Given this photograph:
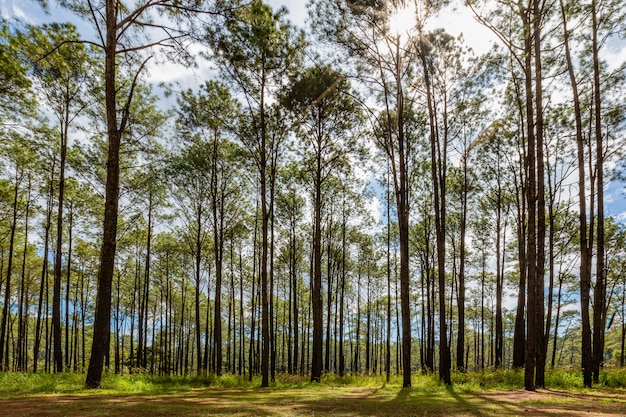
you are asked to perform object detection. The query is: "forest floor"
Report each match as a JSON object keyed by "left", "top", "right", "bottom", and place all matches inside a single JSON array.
[{"left": 1, "top": 385, "right": 625, "bottom": 416}]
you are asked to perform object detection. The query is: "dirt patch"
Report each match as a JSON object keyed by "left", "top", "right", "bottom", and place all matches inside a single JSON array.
[
  {"left": 1, "top": 387, "right": 625, "bottom": 416},
  {"left": 469, "top": 389, "right": 626, "bottom": 416}
]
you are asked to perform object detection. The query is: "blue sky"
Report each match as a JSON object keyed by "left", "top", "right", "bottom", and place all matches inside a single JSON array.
[{"left": 2, "top": 0, "right": 624, "bottom": 225}]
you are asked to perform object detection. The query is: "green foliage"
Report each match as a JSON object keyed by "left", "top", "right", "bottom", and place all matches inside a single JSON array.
[
  {"left": 8, "top": 369, "right": 626, "bottom": 396},
  {"left": 0, "top": 20, "right": 33, "bottom": 118},
  {"left": 0, "top": 372, "right": 86, "bottom": 395},
  {"left": 448, "top": 368, "right": 626, "bottom": 390},
  {"left": 206, "top": 0, "right": 306, "bottom": 97},
  {"left": 451, "top": 369, "right": 524, "bottom": 390},
  {"left": 599, "top": 368, "right": 626, "bottom": 388},
  {"left": 546, "top": 368, "right": 585, "bottom": 389}
]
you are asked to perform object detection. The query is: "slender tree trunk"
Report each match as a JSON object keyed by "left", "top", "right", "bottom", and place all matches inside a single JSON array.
[
  {"left": 64, "top": 203, "right": 74, "bottom": 371},
  {"left": 534, "top": 0, "right": 547, "bottom": 387},
  {"left": 269, "top": 165, "right": 277, "bottom": 382},
  {"left": 311, "top": 155, "right": 323, "bottom": 382},
  {"left": 325, "top": 218, "right": 333, "bottom": 374},
  {"left": 522, "top": 2, "right": 538, "bottom": 390},
  {"left": 591, "top": 0, "right": 606, "bottom": 384},
  {"left": 34, "top": 168, "right": 55, "bottom": 373},
  {"left": 249, "top": 211, "right": 258, "bottom": 381},
  {"left": 287, "top": 234, "right": 293, "bottom": 375},
  {"left": 366, "top": 271, "right": 371, "bottom": 373},
  {"left": 229, "top": 241, "right": 235, "bottom": 374},
  {"left": 143, "top": 191, "right": 153, "bottom": 370},
  {"left": 239, "top": 248, "right": 244, "bottom": 377},
  {"left": 53, "top": 104, "right": 71, "bottom": 374},
  {"left": 559, "top": 0, "right": 592, "bottom": 387},
  {"left": 420, "top": 33, "right": 451, "bottom": 385},
  {"left": 17, "top": 177, "right": 31, "bottom": 372},
  {"left": 495, "top": 178, "right": 504, "bottom": 368},
  {"left": 114, "top": 272, "right": 121, "bottom": 374},
  {"left": 339, "top": 201, "right": 346, "bottom": 377},
  {"left": 292, "top": 226, "right": 299, "bottom": 375},
  {"left": 551, "top": 272, "right": 564, "bottom": 368},
  {"left": 388, "top": 36, "right": 412, "bottom": 388},
  {"left": 211, "top": 146, "right": 224, "bottom": 376},
  {"left": 0, "top": 167, "right": 21, "bottom": 371},
  {"left": 619, "top": 288, "right": 626, "bottom": 368},
  {"left": 386, "top": 171, "right": 391, "bottom": 381},
  {"left": 457, "top": 155, "right": 468, "bottom": 372},
  {"left": 194, "top": 206, "right": 203, "bottom": 376},
  {"left": 354, "top": 268, "right": 361, "bottom": 374}
]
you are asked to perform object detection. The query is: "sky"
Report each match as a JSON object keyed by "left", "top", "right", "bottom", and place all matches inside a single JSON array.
[
  {"left": 3, "top": 0, "right": 626, "bottom": 319},
  {"left": 1, "top": 0, "right": 624, "bottom": 221}
]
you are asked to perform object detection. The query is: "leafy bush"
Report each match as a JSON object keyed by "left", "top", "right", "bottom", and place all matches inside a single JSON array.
[
  {"left": 3, "top": 367, "right": 626, "bottom": 396},
  {"left": 545, "top": 369, "right": 584, "bottom": 389},
  {"left": 599, "top": 367, "right": 626, "bottom": 388},
  {"left": 449, "top": 369, "right": 523, "bottom": 390},
  {"left": 0, "top": 372, "right": 84, "bottom": 395}
]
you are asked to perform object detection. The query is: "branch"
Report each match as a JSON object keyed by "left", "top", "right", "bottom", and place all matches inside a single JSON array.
[
  {"left": 119, "top": 55, "right": 152, "bottom": 134},
  {"left": 467, "top": 1, "right": 525, "bottom": 69},
  {"left": 87, "top": 0, "right": 106, "bottom": 46},
  {"left": 35, "top": 39, "right": 103, "bottom": 64},
  {"left": 117, "top": 36, "right": 182, "bottom": 54},
  {"left": 117, "top": 0, "right": 165, "bottom": 37}
]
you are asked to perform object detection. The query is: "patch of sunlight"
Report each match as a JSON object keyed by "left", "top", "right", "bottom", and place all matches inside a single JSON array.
[{"left": 388, "top": 0, "right": 417, "bottom": 41}]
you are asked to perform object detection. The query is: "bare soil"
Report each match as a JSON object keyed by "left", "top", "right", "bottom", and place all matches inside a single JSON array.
[{"left": 1, "top": 386, "right": 625, "bottom": 416}]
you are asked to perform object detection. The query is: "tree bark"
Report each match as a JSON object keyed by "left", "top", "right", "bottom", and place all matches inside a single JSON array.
[
  {"left": 591, "top": 0, "right": 606, "bottom": 384},
  {"left": 86, "top": 0, "right": 121, "bottom": 388},
  {"left": 1, "top": 167, "right": 21, "bottom": 370},
  {"left": 311, "top": 149, "right": 323, "bottom": 382},
  {"left": 559, "top": 0, "right": 593, "bottom": 387}
]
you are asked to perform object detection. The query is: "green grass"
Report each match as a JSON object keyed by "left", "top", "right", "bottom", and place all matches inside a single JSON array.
[
  {"left": 0, "top": 370, "right": 626, "bottom": 416},
  {"left": 2, "top": 368, "right": 626, "bottom": 396}
]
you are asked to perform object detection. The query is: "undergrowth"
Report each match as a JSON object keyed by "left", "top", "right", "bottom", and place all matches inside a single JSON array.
[{"left": 1, "top": 368, "right": 625, "bottom": 396}]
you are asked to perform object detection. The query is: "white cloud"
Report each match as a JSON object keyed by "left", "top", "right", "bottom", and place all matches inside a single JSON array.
[
  {"left": 267, "top": 0, "right": 307, "bottom": 28},
  {"left": 1, "top": 0, "right": 30, "bottom": 22},
  {"left": 603, "top": 34, "right": 626, "bottom": 73},
  {"left": 431, "top": 3, "right": 498, "bottom": 55},
  {"left": 367, "top": 195, "right": 382, "bottom": 225}
]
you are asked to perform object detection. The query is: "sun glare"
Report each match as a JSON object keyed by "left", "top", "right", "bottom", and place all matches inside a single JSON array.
[{"left": 388, "top": 1, "right": 417, "bottom": 39}]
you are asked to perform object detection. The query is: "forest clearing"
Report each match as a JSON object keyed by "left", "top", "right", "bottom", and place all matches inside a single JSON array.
[
  {"left": 1, "top": 372, "right": 626, "bottom": 416},
  {"left": 4, "top": 387, "right": 625, "bottom": 417},
  {"left": 1, "top": 0, "right": 626, "bottom": 400}
]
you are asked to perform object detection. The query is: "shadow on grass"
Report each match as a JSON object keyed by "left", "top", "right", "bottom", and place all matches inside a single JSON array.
[
  {"left": 467, "top": 389, "right": 626, "bottom": 417},
  {"left": 3, "top": 385, "right": 626, "bottom": 416},
  {"left": 446, "top": 385, "right": 484, "bottom": 416}
]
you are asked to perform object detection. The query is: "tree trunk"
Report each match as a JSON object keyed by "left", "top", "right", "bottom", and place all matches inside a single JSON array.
[
  {"left": 420, "top": 33, "right": 451, "bottom": 385},
  {"left": 311, "top": 159, "right": 323, "bottom": 382},
  {"left": 0, "top": 167, "right": 21, "bottom": 371},
  {"left": 143, "top": 191, "right": 153, "bottom": 370},
  {"left": 194, "top": 206, "right": 203, "bottom": 376},
  {"left": 457, "top": 155, "right": 468, "bottom": 371},
  {"left": 533, "top": 0, "right": 547, "bottom": 387},
  {"left": 64, "top": 203, "right": 74, "bottom": 371},
  {"left": 495, "top": 179, "right": 503, "bottom": 368},
  {"left": 591, "top": 0, "right": 606, "bottom": 384},
  {"left": 86, "top": 0, "right": 122, "bottom": 388},
  {"left": 53, "top": 101, "right": 71, "bottom": 374},
  {"left": 559, "top": 0, "right": 592, "bottom": 387},
  {"left": 34, "top": 167, "right": 54, "bottom": 373},
  {"left": 325, "top": 217, "right": 333, "bottom": 374},
  {"left": 386, "top": 172, "right": 391, "bottom": 381},
  {"left": 17, "top": 177, "right": 31, "bottom": 372},
  {"left": 339, "top": 203, "right": 346, "bottom": 377}
]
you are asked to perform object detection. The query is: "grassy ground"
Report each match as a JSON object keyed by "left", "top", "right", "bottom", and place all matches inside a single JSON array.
[{"left": 1, "top": 371, "right": 626, "bottom": 416}]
